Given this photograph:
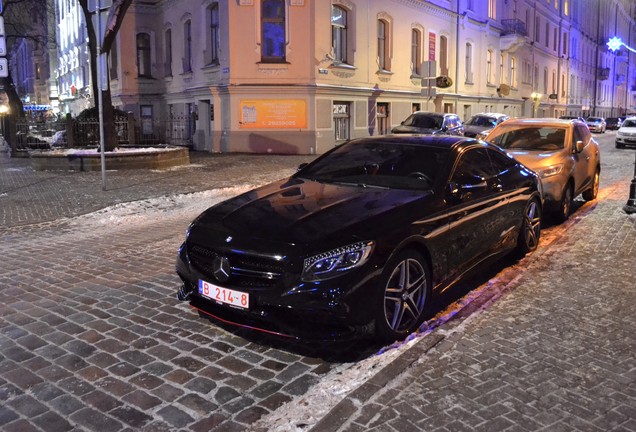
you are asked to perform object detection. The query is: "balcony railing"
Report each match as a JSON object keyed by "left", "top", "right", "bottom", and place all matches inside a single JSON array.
[
  {"left": 501, "top": 19, "right": 527, "bottom": 37},
  {"left": 598, "top": 68, "right": 610, "bottom": 80}
]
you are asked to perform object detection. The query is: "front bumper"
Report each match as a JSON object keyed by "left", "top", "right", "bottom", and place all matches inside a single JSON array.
[{"left": 175, "top": 242, "right": 381, "bottom": 341}]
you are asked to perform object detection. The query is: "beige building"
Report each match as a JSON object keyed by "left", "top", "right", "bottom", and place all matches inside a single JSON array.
[{"left": 101, "top": 0, "right": 636, "bottom": 154}]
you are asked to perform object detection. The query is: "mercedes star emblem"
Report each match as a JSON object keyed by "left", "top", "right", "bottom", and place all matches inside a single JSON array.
[{"left": 211, "top": 256, "right": 231, "bottom": 282}]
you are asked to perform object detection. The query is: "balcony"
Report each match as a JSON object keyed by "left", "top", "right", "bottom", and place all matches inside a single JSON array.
[
  {"left": 500, "top": 20, "right": 528, "bottom": 53},
  {"left": 597, "top": 68, "right": 610, "bottom": 80}
]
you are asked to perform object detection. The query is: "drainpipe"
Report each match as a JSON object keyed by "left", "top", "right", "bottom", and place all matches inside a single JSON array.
[
  {"left": 592, "top": 0, "right": 601, "bottom": 116},
  {"left": 454, "top": 2, "right": 461, "bottom": 115}
]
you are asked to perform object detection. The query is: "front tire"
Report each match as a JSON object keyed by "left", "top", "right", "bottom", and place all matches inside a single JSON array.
[
  {"left": 375, "top": 250, "right": 431, "bottom": 342},
  {"left": 582, "top": 169, "right": 600, "bottom": 201},
  {"left": 514, "top": 198, "right": 541, "bottom": 258},
  {"left": 554, "top": 183, "right": 573, "bottom": 223}
]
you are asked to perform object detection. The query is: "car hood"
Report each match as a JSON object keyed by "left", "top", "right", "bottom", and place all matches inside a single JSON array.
[
  {"left": 503, "top": 149, "right": 566, "bottom": 171},
  {"left": 391, "top": 125, "right": 440, "bottom": 134},
  {"left": 618, "top": 127, "right": 636, "bottom": 134},
  {"left": 189, "top": 178, "right": 433, "bottom": 246}
]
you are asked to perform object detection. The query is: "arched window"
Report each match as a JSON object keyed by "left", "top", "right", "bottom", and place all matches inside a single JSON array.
[
  {"left": 378, "top": 19, "right": 391, "bottom": 71},
  {"left": 486, "top": 49, "right": 494, "bottom": 84},
  {"left": 136, "top": 33, "right": 151, "bottom": 77},
  {"left": 261, "top": 0, "right": 286, "bottom": 63},
  {"left": 411, "top": 29, "right": 422, "bottom": 76},
  {"left": 465, "top": 43, "right": 473, "bottom": 83},
  {"left": 183, "top": 20, "right": 192, "bottom": 72}
]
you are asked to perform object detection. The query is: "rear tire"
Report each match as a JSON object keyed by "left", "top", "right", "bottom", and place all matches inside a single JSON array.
[
  {"left": 554, "top": 183, "right": 573, "bottom": 223},
  {"left": 582, "top": 169, "right": 600, "bottom": 201},
  {"left": 375, "top": 250, "right": 431, "bottom": 342}
]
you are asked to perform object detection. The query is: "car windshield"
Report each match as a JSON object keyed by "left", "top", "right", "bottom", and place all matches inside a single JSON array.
[
  {"left": 622, "top": 119, "right": 636, "bottom": 127},
  {"left": 489, "top": 126, "right": 566, "bottom": 151},
  {"left": 466, "top": 116, "right": 497, "bottom": 127},
  {"left": 403, "top": 114, "right": 443, "bottom": 129},
  {"left": 296, "top": 141, "right": 450, "bottom": 190}
]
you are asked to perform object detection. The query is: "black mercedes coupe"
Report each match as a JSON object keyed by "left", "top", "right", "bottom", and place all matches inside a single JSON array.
[{"left": 176, "top": 135, "right": 542, "bottom": 341}]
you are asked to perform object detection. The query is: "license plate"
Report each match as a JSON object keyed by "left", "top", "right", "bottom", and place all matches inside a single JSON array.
[{"left": 198, "top": 280, "right": 249, "bottom": 309}]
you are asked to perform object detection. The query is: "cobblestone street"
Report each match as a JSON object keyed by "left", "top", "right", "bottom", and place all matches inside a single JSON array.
[{"left": 1, "top": 133, "right": 635, "bottom": 431}]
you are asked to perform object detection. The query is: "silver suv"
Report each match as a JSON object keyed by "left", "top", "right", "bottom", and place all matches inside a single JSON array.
[{"left": 485, "top": 118, "right": 600, "bottom": 222}]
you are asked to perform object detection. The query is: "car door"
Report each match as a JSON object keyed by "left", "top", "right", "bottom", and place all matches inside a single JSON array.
[
  {"left": 572, "top": 124, "right": 598, "bottom": 194},
  {"left": 443, "top": 146, "right": 510, "bottom": 281}
]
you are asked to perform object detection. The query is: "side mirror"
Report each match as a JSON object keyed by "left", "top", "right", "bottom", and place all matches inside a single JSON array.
[{"left": 575, "top": 140, "right": 585, "bottom": 153}]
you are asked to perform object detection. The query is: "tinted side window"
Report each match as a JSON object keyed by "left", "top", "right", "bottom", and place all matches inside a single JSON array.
[
  {"left": 451, "top": 148, "right": 495, "bottom": 183},
  {"left": 573, "top": 124, "right": 590, "bottom": 147},
  {"left": 487, "top": 149, "right": 517, "bottom": 175}
]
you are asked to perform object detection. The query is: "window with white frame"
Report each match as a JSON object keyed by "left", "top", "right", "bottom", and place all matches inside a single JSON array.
[
  {"left": 333, "top": 102, "right": 350, "bottom": 142},
  {"left": 440, "top": 36, "right": 448, "bottom": 76},
  {"left": 411, "top": 29, "right": 422, "bottom": 76},
  {"left": 465, "top": 43, "right": 473, "bottom": 83},
  {"left": 261, "top": 0, "right": 286, "bottom": 63},
  {"left": 208, "top": 3, "right": 220, "bottom": 65},
  {"left": 486, "top": 49, "right": 494, "bottom": 84},
  {"left": 164, "top": 29, "right": 172, "bottom": 76},
  {"left": 378, "top": 19, "right": 391, "bottom": 71},
  {"left": 488, "top": 0, "right": 496, "bottom": 19},
  {"left": 136, "top": 33, "right": 151, "bottom": 77},
  {"left": 183, "top": 20, "right": 192, "bottom": 72},
  {"left": 499, "top": 53, "right": 504, "bottom": 84},
  {"left": 511, "top": 57, "right": 517, "bottom": 87},
  {"left": 331, "top": 5, "right": 348, "bottom": 64}
]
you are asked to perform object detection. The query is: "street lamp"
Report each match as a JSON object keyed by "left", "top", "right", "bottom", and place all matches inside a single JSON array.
[
  {"left": 530, "top": 92, "right": 542, "bottom": 118},
  {"left": 608, "top": 36, "right": 636, "bottom": 214},
  {"left": 0, "top": 104, "right": 9, "bottom": 138}
]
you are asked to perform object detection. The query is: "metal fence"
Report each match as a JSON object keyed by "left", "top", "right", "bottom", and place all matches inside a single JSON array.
[{"left": 9, "top": 114, "right": 194, "bottom": 151}]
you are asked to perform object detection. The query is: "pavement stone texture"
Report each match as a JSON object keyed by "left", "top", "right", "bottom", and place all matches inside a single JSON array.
[{"left": 1, "top": 135, "right": 635, "bottom": 432}]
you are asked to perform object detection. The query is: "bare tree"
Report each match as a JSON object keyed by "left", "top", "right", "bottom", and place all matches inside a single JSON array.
[{"left": 77, "top": 0, "right": 133, "bottom": 151}]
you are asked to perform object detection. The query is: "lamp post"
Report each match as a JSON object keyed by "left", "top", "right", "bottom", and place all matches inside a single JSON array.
[
  {"left": 607, "top": 37, "right": 636, "bottom": 214},
  {"left": 530, "top": 92, "right": 542, "bottom": 118}
]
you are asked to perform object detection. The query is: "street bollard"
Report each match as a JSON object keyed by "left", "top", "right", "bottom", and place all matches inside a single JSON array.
[{"left": 624, "top": 150, "right": 636, "bottom": 214}]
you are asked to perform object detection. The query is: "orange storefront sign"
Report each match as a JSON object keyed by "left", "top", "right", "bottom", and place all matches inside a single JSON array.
[{"left": 239, "top": 99, "right": 307, "bottom": 129}]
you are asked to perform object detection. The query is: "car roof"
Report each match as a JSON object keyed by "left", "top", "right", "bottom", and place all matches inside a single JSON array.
[
  {"left": 492, "top": 118, "right": 577, "bottom": 127},
  {"left": 348, "top": 134, "right": 478, "bottom": 150},
  {"left": 411, "top": 111, "right": 457, "bottom": 118},
  {"left": 472, "top": 112, "right": 508, "bottom": 118}
]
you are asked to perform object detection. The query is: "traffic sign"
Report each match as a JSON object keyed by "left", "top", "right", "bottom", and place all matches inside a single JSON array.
[
  {"left": 0, "top": 17, "right": 5, "bottom": 36},
  {"left": 0, "top": 37, "right": 6, "bottom": 56},
  {"left": 0, "top": 58, "right": 8, "bottom": 78}
]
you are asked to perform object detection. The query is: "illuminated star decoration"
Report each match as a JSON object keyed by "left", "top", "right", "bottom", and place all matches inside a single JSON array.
[{"left": 607, "top": 36, "right": 636, "bottom": 54}]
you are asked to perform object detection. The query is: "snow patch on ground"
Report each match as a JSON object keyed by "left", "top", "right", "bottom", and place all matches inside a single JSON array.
[
  {"left": 65, "top": 185, "right": 256, "bottom": 227},
  {"left": 44, "top": 147, "right": 178, "bottom": 156}
]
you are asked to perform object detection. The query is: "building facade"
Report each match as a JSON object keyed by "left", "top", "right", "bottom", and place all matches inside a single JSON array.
[{"left": 52, "top": 0, "right": 636, "bottom": 154}]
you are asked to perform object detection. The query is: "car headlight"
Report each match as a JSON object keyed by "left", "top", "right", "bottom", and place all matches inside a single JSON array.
[
  {"left": 617, "top": 131, "right": 626, "bottom": 137},
  {"left": 302, "top": 241, "right": 374, "bottom": 282},
  {"left": 536, "top": 164, "right": 564, "bottom": 179}
]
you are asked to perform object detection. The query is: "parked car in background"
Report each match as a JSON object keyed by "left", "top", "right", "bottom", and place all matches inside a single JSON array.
[
  {"left": 586, "top": 116, "right": 606, "bottom": 133},
  {"left": 391, "top": 112, "right": 464, "bottom": 136},
  {"left": 559, "top": 115, "right": 586, "bottom": 122},
  {"left": 176, "top": 135, "right": 542, "bottom": 341},
  {"left": 615, "top": 117, "right": 636, "bottom": 148},
  {"left": 485, "top": 118, "right": 600, "bottom": 222},
  {"left": 463, "top": 113, "right": 509, "bottom": 138},
  {"left": 605, "top": 117, "right": 623, "bottom": 130}
]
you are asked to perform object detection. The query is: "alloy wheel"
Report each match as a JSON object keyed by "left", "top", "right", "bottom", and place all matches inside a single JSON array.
[{"left": 383, "top": 258, "right": 428, "bottom": 333}]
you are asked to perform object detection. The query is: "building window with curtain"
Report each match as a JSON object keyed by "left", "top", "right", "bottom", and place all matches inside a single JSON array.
[
  {"left": 208, "top": 3, "right": 220, "bottom": 65},
  {"left": 331, "top": 5, "right": 348, "bottom": 63},
  {"left": 377, "top": 19, "right": 390, "bottom": 71},
  {"left": 136, "top": 33, "right": 152, "bottom": 77},
  {"left": 261, "top": 0, "right": 286, "bottom": 63},
  {"left": 183, "top": 20, "right": 192, "bottom": 72}
]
